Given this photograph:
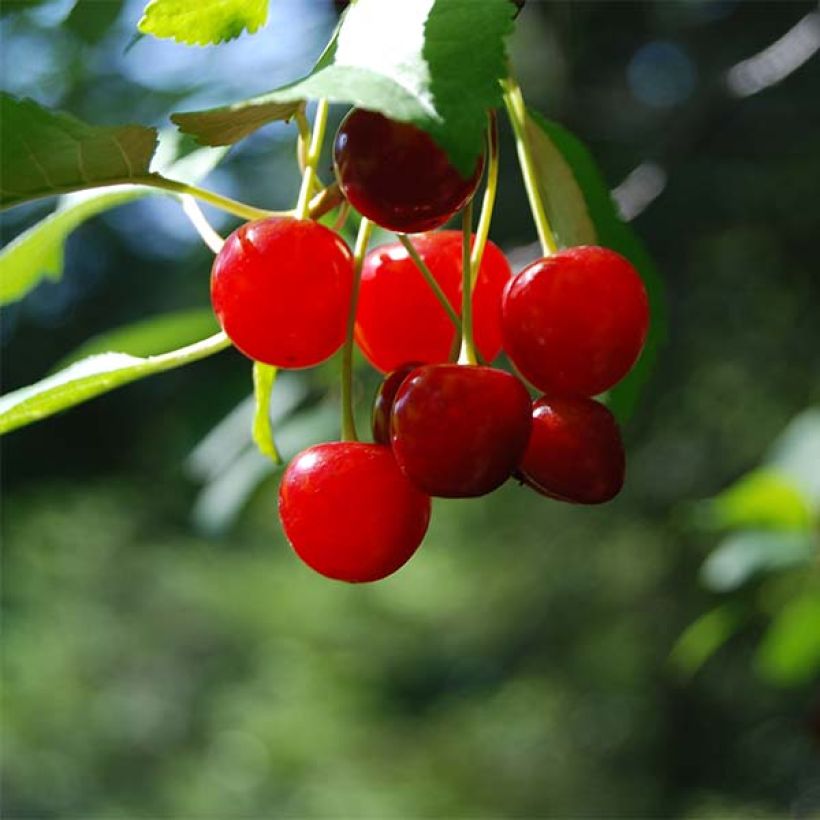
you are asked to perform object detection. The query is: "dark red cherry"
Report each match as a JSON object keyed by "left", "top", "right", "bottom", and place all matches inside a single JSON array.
[
  {"left": 520, "top": 396, "right": 625, "bottom": 504},
  {"left": 356, "top": 232, "right": 511, "bottom": 373},
  {"left": 501, "top": 246, "right": 649, "bottom": 396},
  {"left": 278, "top": 442, "right": 431, "bottom": 582},
  {"left": 372, "top": 363, "right": 420, "bottom": 445},
  {"left": 391, "top": 364, "right": 532, "bottom": 498},
  {"left": 211, "top": 217, "right": 353, "bottom": 368},
  {"left": 333, "top": 109, "right": 484, "bottom": 234}
]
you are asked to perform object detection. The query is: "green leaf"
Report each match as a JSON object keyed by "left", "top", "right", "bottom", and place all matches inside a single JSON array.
[
  {"left": 252, "top": 363, "right": 281, "bottom": 463},
  {"left": 524, "top": 111, "right": 665, "bottom": 420},
  {"left": 53, "top": 309, "right": 219, "bottom": 370},
  {"left": 669, "top": 603, "right": 746, "bottom": 679},
  {"left": 0, "top": 136, "right": 227, "bottom": 307},
  {"left": 701, "top": 531, "right": 816, "bottom": 593},
  {"left": 696, "top": 469, "right": 813, "bottom": 533},
  {"left": 0, "top": 94, "right": 160, "bottom": 210},
  {"left": 0, "top": 333, "right": 231, "bottom": 435},
  {"left": 766, "top": 407, "right": 820, "bottom": 509},
  {"left": 172, "top": 97, "right": 302, "bottom": 147},
  {"left": 755, "top": 592, "right": 820, "bottom": 686},
  {"left": 138, "top": 0, "right": 268, "bottom": 45},
  {"left": 172, "top": 0, "right": 514, "bottom": 174}
]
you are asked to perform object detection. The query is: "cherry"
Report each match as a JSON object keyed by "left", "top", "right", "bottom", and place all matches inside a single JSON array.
[
  {"left": 333, "top": 109, "right": 484, "bottom": 234},
  {"left": 501, "top": 246, "right": 649, "bottom": 396},
  {"left": 390, "top": 364, "right": 532, "bottom": 498},
  {"left": 372, "top": 363, "right": 419, "bottom": 446},
  {"left": 356, "top": 232, "right": 511, "bottom": 373},
  {"left": 278, "top": 442, "right": 431, "bottom": 582},
  {"left": 211, "top": 217, "right": 353, "bottom": 368},
  {"left": 520, "top": 395, "right": 625, "bottom": 504}
]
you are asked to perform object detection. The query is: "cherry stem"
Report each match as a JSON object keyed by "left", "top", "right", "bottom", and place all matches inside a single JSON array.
[
  {"left": 332, "top": 200, "right": 351, "bottom": 232},
  {"left": 180, "top": 195, "right": 224, "bottom": 253},
  {"left": 147, "top": 176, "right": 279, "bottom": 221},
  {"left": 501, "top": 77, "right": 558, "bottom": 256},
  {"left": 341, "top": 217, "right": 373, "bottom": 442},
  {"left": 397, "top": 234, "right": 462, "bottom": 334},
  {"left": 295, "top": 99, "right": 330, "bottom": 220},
  {"left": 294, "top": 104, "right": 311, "bottom": 174},
  {"left": 458, "top": 199, "right": 478, "bottom": 365},
  {"left": 470, "top": 111, "right": 499, "bottom": 285}
]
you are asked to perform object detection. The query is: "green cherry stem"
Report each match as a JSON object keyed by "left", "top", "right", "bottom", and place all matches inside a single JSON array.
[
  {"left": 295, "top": 99, "right": 330, "bottom": 220},
  {"left": 145, "top": 176, "right": 278, "bottom": 221},
  {"left": 458, "top": 199, "right": 478, "bottom": 365},
  {"left": 341, "top": 217, "right": 374, "bottom": 442},
  {"left": 501, "top": 77, "right": 558, "bottom": 256},
  {"left": 180, "top": 195, "right": 224, "bottom": 253},
  {"left": 397, "top": 234, "right": 462, "bottom": 334},
  {"left": 469, "top": 111, "right": 499, "bottom": 285},
  {"left": 294, "top": 104, "right": 311, "bottom": 174}
]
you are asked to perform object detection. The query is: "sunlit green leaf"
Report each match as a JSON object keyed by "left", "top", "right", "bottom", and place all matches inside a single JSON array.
[
  {"left": 0, "top": 333, "right": 231, "bottom": 435},
  {"left": 0, "top": 137, "right": 226, "bottom": 307},
  {"left": 252, "top": 363, "right": 281, "bottom": 463},
  {"left": 669, "top": 603, "right": 746, "bottom": 679},
  {"left": 756, "top": 592, "right": 820, "bottom": 686},
  {"left": 701, "top": 531, "right": 816, "bottom": 593},
  {"left": 525, "top": 111, "right": 665, "bottom": 420},
  {"left": 138, "top": 0, "right": 268, "bottom": 45},
  {"left": 766, "top": 407, "right": 820, "bottom": 509},
  {"left": 696, "top": 469, "right": 813, "bottom": 533},
  {"left": 172, "top": 0, "right": 514, "bottom": 175},
  {"left": 0, "top": 94, "right": 159, "bottom": 210}
]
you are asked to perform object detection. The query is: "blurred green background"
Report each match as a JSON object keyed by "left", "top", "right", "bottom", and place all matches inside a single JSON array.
[{"left": 2, "top": 1, "right": 820, "bottom": 817}]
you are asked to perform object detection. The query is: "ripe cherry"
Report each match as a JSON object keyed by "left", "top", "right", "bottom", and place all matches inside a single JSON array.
[
  {"left": 356, "top": 232, "right": 511, "bottom": 373},
  {"left": 391, "top": 364, "right": 532, "bottom": 498},
  {"left": 520, "top": 396, "right": 625, "bottom": 504},
  {"left": 372, "top": 363, "right": 419, "bottom": 445},
  {"left": 501, "top": 246, "right": 649, "bottom": 396},
  {"left": 278, "top": 442, "right": 431, "bottom": 582},
  {"left": 333, "top": 109, "right": 484, "bottom": 234},
  {"left": 211, "top": 217, "right": 353, "bottom": 368}
]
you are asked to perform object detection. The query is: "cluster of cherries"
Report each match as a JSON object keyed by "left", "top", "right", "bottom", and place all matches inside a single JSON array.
[{"left": 210, "top": 108, "right": 650, "bottom": 583}]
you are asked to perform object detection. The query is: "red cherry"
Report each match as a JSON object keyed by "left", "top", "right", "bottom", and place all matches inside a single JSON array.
[
  {"left": 520, "top": 396, "right": 625, "bottom": 504},
  {"left": 501, "top": 246, "right": 649, "bottom": 396},
  {"left": 278, "top": 442, "right": 431, "bottom": 582},
  {"left": 391, "top": 364, "right": 532, "bottom": 498},
  {"left": 372, "top": 363, "right": 420, "bottom": 445},
  {"left": 211, "top": 217, "right": 353, "bottom": 368},
  {"left": 333, "top": 109, "right": 483, "bottom": 234},
  {"left": 356, "top": 232, "right": 511, "bottom": 373}
]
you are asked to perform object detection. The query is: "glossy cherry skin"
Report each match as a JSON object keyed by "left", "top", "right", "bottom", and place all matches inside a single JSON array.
[
  {"left": 333, "top": 109, "right": 484, "bottom": 234},
  {"left": 356, "top": 232, "right": 511, "bottom": 373},
  {"left": 391, "top": 364, "right": 532, "bottom": 498},
  {"left": 211, "top": 217, "right": 354, "bottom": 368},
  {"left": 278, "top": 442, "right": 431, "bottom": 582},
  {"left": 520, "top": 396, "right": 625, "bottom": 504},
  {"left": 372, "top": 363, "right": 419, "bottom": 445},
  {"left": 501, "top": 246, "right": 649, "bottom": 396}
]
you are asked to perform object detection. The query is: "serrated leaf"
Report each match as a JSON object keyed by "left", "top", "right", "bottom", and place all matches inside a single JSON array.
[
  {"left": 525, "top": 111, "right": 665, "bottom": 420},
  {"left": 54, "top": 308, "right": 219, "bottom": 370},
  {"left": 755, "top": 593, "right": 820, "bottom": 687},
  {"left": 0, "top": 94, "right": 160, "bottom": 210},
  {"left": 0, "top": 136, "right": 227, "bottom": 307},
  {"left": 0, "top": 333, "right": 230, "bottom": 435},
  {"left": 697, "top": 468, "right": 813, "bottom": 533},
  {"left": 138, "top": 0, "right": 268, "bottom": 46},
  {"left": 701, "top": 531, "right": 816, "bottom": 593},
  {"left": 252, "top": 362, "right": 281, "bottom": 463},
  {"left": 172, "top": 0, "right": 514, "bottom": 174},
  {"left": 172, "top": 97, "right": 302, "bottom": 147}
]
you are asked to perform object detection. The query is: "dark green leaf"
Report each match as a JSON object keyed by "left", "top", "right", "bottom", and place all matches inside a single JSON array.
[
  {"left": 172, "top": 97, "right": 302, "bottom": 147},
  {"left": 525, "top": 111, "right": 665, "bottom": 420},
  {"left": 0, "top": 333, "right": 230, "bottom": 435},
  {"left": 701, "top": 531, "right": 816, "bottom": 592},
  {"left": 756, "top": 593, "right": 820, "bottom": 686},
  {"left": 138, "top": 0, "right": 268, "bottom": 45},
  {"left": 0, "top": 94, "right": 159, "bottom": 210},
  {"left": 172, "top": 0, "right": 514, "bottom": 174}
]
